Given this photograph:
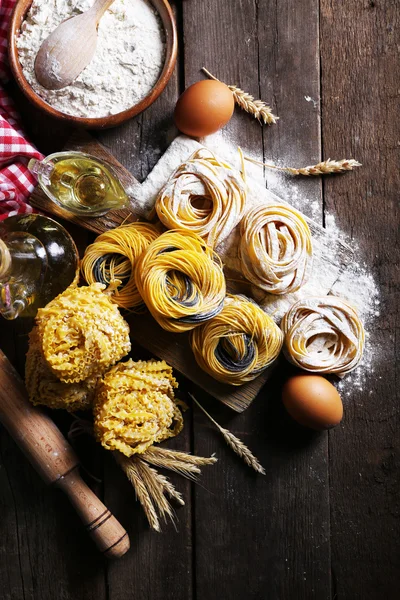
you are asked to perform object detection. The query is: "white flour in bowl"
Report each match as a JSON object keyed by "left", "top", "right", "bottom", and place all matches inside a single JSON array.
[{"left": 16, "top": 0, "right": 165, "bottom": 118}]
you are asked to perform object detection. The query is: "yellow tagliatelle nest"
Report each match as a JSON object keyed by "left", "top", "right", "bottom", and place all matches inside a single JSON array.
[
  {"left": 155, "top": 148, "right": 248, "bottom": 247},
  {"left": 25, "top": 328, "right": 96, "bottom": 412},
  {"left": 135, "top": 230, "right": 226, "bottom": 332},
  {"left": 35, "top": 283, "right": 131, "bottom": 384},
  {"left": 281, "top": 296, "right": 365, "bottom": 375},
  {"left": 81, "top": 222, "right": 160, "bottom": 311},
  {"left": 239, "top": 203, "right": 313, "bottom": 294},
  {"left": 93, "top": 359, "right": 183, "bottom": 457},
  {"left": 191, "top": 295, "right": 284, "bottom": 385}
]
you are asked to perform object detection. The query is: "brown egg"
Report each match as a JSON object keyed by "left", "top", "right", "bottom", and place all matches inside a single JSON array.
[
  {"left": 282, "top": 374, "right": 343, "bottom": 430},
  {"left": 174, "top": 80, "right": 235, "bottom": 137}
]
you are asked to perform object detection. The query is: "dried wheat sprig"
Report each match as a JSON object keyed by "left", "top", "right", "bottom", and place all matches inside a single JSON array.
[
  {"left": 115, "top": 453, "right": 161, "bottom": 531},
  {"left": 134, "top": 459, "right": 176, "bottom": 525},
  {"left": 189, "top": 393, "right": 266, "bottom": 476},
  {"left": 141, "top": 451, "right": 202, "bottom": 480},
  {"left": 145, "top": 446, "right": 217, "bottom": 466},
  {"left": 202, "top": 67, "right": 278, "bottom": 125},
  {"left": 148, "top": 468, "right": 185, "bottom": 506},
  {"left": 244, "top": 155, "right": 362, "bottom": 176}
]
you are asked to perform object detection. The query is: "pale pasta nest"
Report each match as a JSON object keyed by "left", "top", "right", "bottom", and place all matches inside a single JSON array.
[
  {"left": 239, "top": 203, "right": 313, "bottom": 294},
  {"left": 281, "top": 296, "right": 365, "bottom": 375},
  {"left": 93, "top": 359, "right": 183, "bottom": 457},
  {"left": 35, "top": 283, "right": 131, "bottom": 384},
  {"left": 155, "top": 148, "right": 248, "bottom": 247}
]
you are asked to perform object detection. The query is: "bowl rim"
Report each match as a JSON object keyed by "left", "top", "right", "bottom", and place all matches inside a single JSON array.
[{"left": 8, "top": 0, "right": 178, "bottom": 130}]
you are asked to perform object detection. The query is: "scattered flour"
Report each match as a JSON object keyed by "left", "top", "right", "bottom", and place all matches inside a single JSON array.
[
  {"left": 127, "top": 131, "right": 380, "bottom": 397},
  {"left": 17, "top": 0, "right": 165, "bottom": 118}
]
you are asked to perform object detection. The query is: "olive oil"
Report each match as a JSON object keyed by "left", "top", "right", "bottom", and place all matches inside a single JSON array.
[
  {"left": 29, "top": 152, "right": 128, "bottom": 217},
  {"left": 0, "top": 215, "right": 78, "bottom": 319}
]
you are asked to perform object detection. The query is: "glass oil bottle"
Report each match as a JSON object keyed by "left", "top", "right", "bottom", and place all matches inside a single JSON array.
[{"left": 0, "top": 214, "right": 79, "bottom": 319}]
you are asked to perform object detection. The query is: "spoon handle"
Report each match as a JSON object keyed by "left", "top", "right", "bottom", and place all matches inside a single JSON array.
[{"left": 90, "top": 0, "right": 116, "bottom": 24}]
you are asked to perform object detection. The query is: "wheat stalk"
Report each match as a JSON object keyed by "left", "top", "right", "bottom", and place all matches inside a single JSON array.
[
  {"left": 134, "top": 459, "right": 176, "bottom": 525},
  {"left": 148, "top": 468, "right": 185, "bottom": 506},
  {"left": 244, "top": 155, "right": 362, "bottom": 176},
  {"left": 115, "top": 453, "right": 161, "bottom": 531},
  {"left": 189, "top": 393, "right": 266, "bottom": 476},
  {"left": 202, "top": 67, "right": 278, "bottom": 125},
  {"left": 145, "top": 446, "right": 217, "bottom": 466},
  {"left": 141, "top": 452, "right": 201, "bottom": 479},
  {"left": 116, "top": 446, "right": 217, "bottom": 529}
]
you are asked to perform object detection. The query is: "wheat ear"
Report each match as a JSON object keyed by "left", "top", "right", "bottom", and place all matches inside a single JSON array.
[
  {"left": 189, "top": 393, "right": 266, "bottom": 476},
  {"left": 141, "top": 451, "right": 201, "bottom": 479},
  {"left": 202, "top": 67, "right": 278, "bottom": 125},
  {"left": 147, "top": 468, "right": 185, "bottom": 506},
  {"left": 134, "top": 459, "right": 177, "bottom": 525},
  {"left": 115, "top": 453, "right": 161, "bottom": 531},
  {"left": 244, "top": 155, "right": 361, "bottom": 176},
  {"left": 145, "top": 446, "right": 217, "bottom": 466}
]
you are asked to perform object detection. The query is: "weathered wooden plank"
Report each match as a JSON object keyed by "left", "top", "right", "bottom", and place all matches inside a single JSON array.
[
  {"left": 0, "top": 315, "right": 107, "bottom": 600},
  {"left": 320, "top": 1, "right": 400, "bottom": 598},
  {"left": 182, "top": 0, "right": 331, "bottom": 598},
  {"left": 96, "top": 4, "right": 194, "bottom": 600}
]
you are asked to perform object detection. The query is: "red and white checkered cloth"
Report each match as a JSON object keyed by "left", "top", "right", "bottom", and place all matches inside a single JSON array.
[{"left": 0, "top": 0, "right": 43, "bottom": 221}]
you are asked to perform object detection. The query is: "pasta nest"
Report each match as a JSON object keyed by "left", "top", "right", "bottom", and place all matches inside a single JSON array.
[
  {"left": 191, "top": 295, "right": 284, "bottom": 385},
  {"left": 135, "top": 230, "right": 226, "bottom": 332},
  {"left": 35, "top": 283, "right": 131, "bottom": 384},
  {"left": 80, "top": 222, "right": 160, "bottom": 311},
  {"left": 239, "top": 203, "right": 313, "bottom": 294},
  {"left": 281, "top": 296, "right": 365, "bottom": 375},
  {"left": 25, "top": 328, "right": 96, "bottom": 412},
  {"left": 93, "top": 359, "right": 183, "bottom": 457},
  {"left": 155, "top": 148, "right": 248, "bottom": 248}
]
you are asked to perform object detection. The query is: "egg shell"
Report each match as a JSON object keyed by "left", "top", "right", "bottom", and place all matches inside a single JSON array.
[
  {"left": 282, "top": 374, "right": 343, "bottom": 431},
  {"left": 174, "top": 80, "right": 235, "bottom": 137}
]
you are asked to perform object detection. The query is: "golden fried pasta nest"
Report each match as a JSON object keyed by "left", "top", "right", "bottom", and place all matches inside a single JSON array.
[
  {"left": 191, "top": 294, "right": 283, "bottom": 385},
  {"left": 35, "top": 283, "right": 131, "bottom": 384},
  {"left": 281, "top": 296, "right": 365, "bottom": 375},
  {"left": 93, "top": 359, "right": 183, "bottom": 457},
  {"left": 25, "top": 328, "right": 96, "bottom": 412}
]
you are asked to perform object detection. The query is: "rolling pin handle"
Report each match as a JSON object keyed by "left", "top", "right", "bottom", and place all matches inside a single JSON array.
[
  {"left": 56, "top": 468, "right": 130, "bottom": 559},
  {"left": 0, "top": 349, "right": 130, "bottom": 559}
]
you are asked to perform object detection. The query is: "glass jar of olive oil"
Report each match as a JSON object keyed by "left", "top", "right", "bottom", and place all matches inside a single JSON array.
[
  {"left": 29, "top": 151, "right": 128, "bottom": 217},
  {"left": 0, "top": 214, "right": 78, "bottom": 320}
]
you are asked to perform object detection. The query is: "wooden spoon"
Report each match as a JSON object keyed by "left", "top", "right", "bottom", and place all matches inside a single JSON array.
[{"left": 34, "top": 0, "right": 115, "bottom": 90}]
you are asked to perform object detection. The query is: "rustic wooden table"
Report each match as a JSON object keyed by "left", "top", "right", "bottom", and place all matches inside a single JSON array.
[{"left": 0, "top": 1, "right": 398, "bottom": 599}]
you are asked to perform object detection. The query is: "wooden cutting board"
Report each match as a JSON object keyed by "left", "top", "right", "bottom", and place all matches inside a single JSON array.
[{"left": 29, "top": 132, "right": 353, "bottom": 412}]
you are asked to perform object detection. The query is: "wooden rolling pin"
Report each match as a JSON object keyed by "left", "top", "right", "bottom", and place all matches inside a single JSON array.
[{"left": 0, "top": 348, "right": 130, "bottom": 559}]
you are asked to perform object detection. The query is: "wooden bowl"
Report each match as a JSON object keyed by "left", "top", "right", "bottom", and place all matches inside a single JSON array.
[{"left": 8, "top": 0, "right": 177, "bottom": 129}]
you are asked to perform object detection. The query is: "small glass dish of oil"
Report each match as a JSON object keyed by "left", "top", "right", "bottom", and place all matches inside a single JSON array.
[{"left": 28, "top": 151, "right": 128, "bottom": 217}]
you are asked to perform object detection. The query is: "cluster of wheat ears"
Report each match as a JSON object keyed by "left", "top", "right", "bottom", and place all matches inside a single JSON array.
[
  {"left": 69, "top": 395, "right": 264, "bottom": 531},
  {"left": 202, "top": 67, "right": 361, "bottom": 176}
]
